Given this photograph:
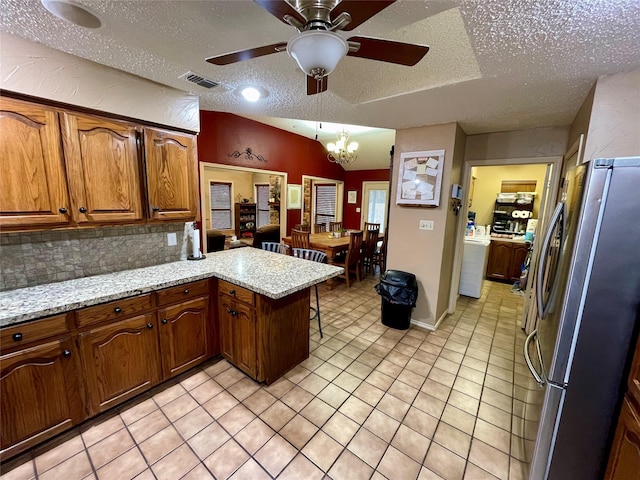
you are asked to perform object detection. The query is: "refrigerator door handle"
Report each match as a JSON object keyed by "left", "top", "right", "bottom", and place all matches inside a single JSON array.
[
  {"left": 524, "top": 329, "right": 546, "bottom": 386},
  {"left": 536, "top": 201, "right": 565, "bottom": 318}
]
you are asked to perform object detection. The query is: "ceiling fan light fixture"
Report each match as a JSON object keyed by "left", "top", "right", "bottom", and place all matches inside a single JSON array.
[
  {"left": 327, "top": 129, "right": 358, "bottom": 165},
  {"left": 287, "top": 30, "right": 348, "bottom": 78}
]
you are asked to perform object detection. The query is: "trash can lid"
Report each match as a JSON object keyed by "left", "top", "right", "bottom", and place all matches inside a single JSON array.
[{"left": 381, "top": 270, "right": 417, "bottom": 287}]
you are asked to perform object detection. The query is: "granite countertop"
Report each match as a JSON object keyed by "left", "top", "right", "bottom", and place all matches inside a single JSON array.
[{"left": 0, "top": 248, "right": 344, "bottom": 327}]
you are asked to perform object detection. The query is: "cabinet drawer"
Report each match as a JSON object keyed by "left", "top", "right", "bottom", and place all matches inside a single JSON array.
[
  {"left": 1, "top": 314, "right": 70, "bottom": 351},
  {"left": 76, "top": 294, "right": 153, "bottom": 328},
  {"left": 156, "top": 280, "right": 210, "bottom": 307},
  {"left": 218, "top": 280, "right": 255, "bottom": 306}
]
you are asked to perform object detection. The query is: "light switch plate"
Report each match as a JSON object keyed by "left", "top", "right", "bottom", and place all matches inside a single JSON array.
[
  {"left": 167, "top": 232, "right": 177, "bottom": 246},
  {"left": 419, "top": 220, "right": 434, "bottom": 231},
  {"left": 356, "top": 207, "right": 361, "bottom": 213}
]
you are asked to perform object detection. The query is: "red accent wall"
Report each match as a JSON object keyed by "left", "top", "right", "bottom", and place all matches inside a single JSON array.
[
  {"left": 198, "top": 111, "right": 345, "bottom": 230},
  {"left": 343, "top": 169, "right": 390, "bottom": 229}
]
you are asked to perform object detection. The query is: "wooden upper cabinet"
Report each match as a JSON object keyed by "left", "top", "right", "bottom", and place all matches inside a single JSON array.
[
  {"left": 144, "top": 128, "right": 198, "bottom": 221},
  {"left": 61, "top": 113, "right": 144, "bottom": 224},
  {"left": 0, "top": 97, "right": 71, "bottom": 228}
]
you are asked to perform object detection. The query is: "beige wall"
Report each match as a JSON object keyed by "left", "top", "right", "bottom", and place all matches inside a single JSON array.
[
  {"left": 0, "top": 33, "right": 199, "bottom": 132},
  {"left": 470, "top": 164, "right": 548, "bottom": 226},
  {"left": 465, "top": 126, "right": 570, "bottom": 161},
  {"left": 583, "top": 67, "right": 640, "bottom": 161},
  {"left": 202, "top": 168, "right": 254, "bottom": 231},
  {"left": 568, "top": 85, "right": 595, "bottom": 151},
  {"left": 387, "top": 122, "right": 463, "bottom": 327}
]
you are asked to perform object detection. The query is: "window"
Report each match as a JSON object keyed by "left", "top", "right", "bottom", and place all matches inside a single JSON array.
[
  {"left": 366, "top": 189, "right": 387, "bottom": 233},
  {"left": 315, "top": 184, "right": 337, "bottom": 228},
  {"left": 255, "top": 184, "right": 270, "bottom": 227},
  {"left": 210, "top": 182, "right": 232, "bottom": 229}
]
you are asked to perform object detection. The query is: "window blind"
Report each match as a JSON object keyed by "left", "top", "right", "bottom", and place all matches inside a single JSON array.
[
  {"left": 210, "top": 182, "right": 232, "bottom": 229},
  {"left": 256, "top": 184, "right": 270, "bottom": 227},
  {"left": 315, "top": 184, "right": 336, "bottom": 228}
]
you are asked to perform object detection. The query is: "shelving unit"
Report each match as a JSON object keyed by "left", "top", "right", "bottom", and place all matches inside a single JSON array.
[
  {"left": 492, "top": 198, "right": 534, "bottom": 235},
  {"left": 235, "top": 203, "right": 257, "bottom": 239}
]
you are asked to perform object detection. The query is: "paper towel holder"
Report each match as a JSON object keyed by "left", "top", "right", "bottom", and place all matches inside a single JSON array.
[{"left": 187, "top": 254, "right": 206, "bottom": 261}]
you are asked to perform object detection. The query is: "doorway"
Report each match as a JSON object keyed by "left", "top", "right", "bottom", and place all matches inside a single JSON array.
[
  {"left": 449, "top": 156, "right": 563, "bottom": 330},
  {"left": 361, "top": 181, "right": 389, "bottom": 233},
  {"left": 302, "top": 175, "right": 344, "bottom": 229}
]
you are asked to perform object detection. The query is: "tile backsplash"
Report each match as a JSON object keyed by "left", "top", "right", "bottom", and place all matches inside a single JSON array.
[{"left": 0, "top": 223, "right": 188, "bottom": 291}]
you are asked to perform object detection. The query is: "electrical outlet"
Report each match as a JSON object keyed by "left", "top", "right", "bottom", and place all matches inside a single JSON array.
[
  {"left": 419, "top": 220, "right": 434, "bottom": 231},
  {"left": 167, "top": 232, "right": 177, "bottom": 246}
]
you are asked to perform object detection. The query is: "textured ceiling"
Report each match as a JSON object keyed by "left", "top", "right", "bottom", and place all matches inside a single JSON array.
[{"left": 1, "top": 0, "right": 639, "bottom": 170}]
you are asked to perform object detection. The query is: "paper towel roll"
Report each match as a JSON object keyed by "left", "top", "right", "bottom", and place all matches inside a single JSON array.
[{"left": 192, "top": 229, "right": 200, "bottom": 258}]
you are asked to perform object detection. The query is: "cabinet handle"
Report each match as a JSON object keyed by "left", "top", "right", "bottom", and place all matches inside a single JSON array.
[
  {"left": 184, "top": 289, "right": 189, "bottom": 295},
  {"left": 79, "top": 207, "right": 87, "bottom": 213},
  {"left": 59, "top": 207, "right": 67, "bottom": 214},
  {"left": 225, "top": 307, "right": 237, "bottom": 316},
  {"left": 114, "top": 307, "right": 122, "bottom": 314},
  {"left": 62, "top": 349, "right": 71, "bottom": 357},
  {"left": 162, "top": 318, "right": 168, "bottom": 324},
  {"left": 146, "top": 322, "right": 153, "bottom": 329},
  {"left": 12, "top": 332, "right": 22, "bottom": 342},
  {"left": 152, "top": 205, "right": 160, "bottom": 212},
  {"left": 229, "top": 289, "right": 236, "bottom": 295}
]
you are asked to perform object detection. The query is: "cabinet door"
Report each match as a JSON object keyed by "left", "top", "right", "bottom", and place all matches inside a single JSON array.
[
  {"left": 0, "top": 338, "right": 82, "bottom": 460},
  {"left": 80, "top": 313, "right": 160, "bottom": 415},
  {"left": 61, "top": 113, "right": 143, "bottom": 224},
  {"left": 158, "top": 296, "right": 211, "bottom": 379},
  {"left": 486, "top": 242, "right": 513, "bottom": 280},
  {"left": 234, "top": 301, "right": 257, "bottom": 379},
  {"left": 510, "top": 244, "right": 530, "bottom": 281},
  {"left": 0, "top": 97, "right": 71, "bottom": 228},
  {"left": 218, "top": 294, "right": 236, "bottom": 363},
  {"left": 604, "top": 397, "right": 640, "bottom": 480},
  {"left": 144, "top": 128, "right": 198, "bottom": 221}
]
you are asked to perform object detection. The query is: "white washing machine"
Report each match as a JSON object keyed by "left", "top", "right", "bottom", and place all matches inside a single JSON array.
[{"left": 459, "top": 236, "right": 491, "bottom": 298}]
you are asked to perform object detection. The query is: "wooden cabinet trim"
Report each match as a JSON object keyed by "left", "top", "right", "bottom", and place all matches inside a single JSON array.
[
  {"left": 76, "top": 294, "right": 154, "bottom": 328},
  {"left": 218, "top": 279, "right": 255, "bottom": 306},
  {"left": 156, "top": 280, "right": 209, "bottom": 307},
  {"left": 0, "top": 313, "right": 70, "bottom": 352}
]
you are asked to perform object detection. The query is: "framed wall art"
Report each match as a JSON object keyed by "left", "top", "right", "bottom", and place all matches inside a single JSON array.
[
  {"left": 287, "top": 184, "right": 302, "bottom": 209},
  {"left": 396, "top": 149, "right": 445, "bottom": 207},
  {"left": 347, "top": 190, "right": 357, "bottom": 204}
]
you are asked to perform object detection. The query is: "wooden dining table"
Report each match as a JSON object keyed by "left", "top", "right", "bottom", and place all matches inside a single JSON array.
[{"left": 281, "top": 232, "right": 351, "bottom": 263}]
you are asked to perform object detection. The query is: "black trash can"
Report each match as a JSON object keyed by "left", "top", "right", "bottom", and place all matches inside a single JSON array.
[{"left": 375, "top": 270, "right": 418, "bottom": 330}]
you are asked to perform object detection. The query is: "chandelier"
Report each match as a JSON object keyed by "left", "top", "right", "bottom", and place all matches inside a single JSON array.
[{"left": 327, "top": 129, "right": 358, "bottom": 165}]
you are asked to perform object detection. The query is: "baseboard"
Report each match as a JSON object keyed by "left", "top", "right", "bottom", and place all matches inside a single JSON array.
[{"left": 410, "top": 310, "right": 449, "bottom": 332}]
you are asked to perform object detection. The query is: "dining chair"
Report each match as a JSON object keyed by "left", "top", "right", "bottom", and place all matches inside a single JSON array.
[
  {"left": 334, "top": 230, "right": 363, "bottom": 287},
  {"left": 291, "top": 228, "right": 311, "bottom": 249},
  {"left": 362, "top": 227, "right": 380, "bottom": 277},
  {"left": 292, "top": 248, "right": 327, "bottom": 338},
  {"left": 261, "top": 242, "right": 289, "bottom": 254},
  {"left": 364, "top": 222, "right": 380, "bottom": 232},
  {"left": 315, "top": 223, "right": 327, "bottom": 233},
  {"left": 329, "top": 221, "right": 343, "bottom": 232},
  {"left": 373, "top": 236, "right": 387, "bottom": 273},
  {"left": 294, "top": 223, "right": 311, "bottom": 232}
]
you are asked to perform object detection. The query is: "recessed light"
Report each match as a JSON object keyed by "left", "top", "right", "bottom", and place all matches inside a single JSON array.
[
  {"left": 241, "top": 87, "right": 261, "bottom": 102},
  {"left": 41, "top": 0, "right": 103, "bottom": 29}
]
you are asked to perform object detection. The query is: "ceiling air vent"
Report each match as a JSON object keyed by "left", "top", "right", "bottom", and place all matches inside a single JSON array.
[{"left": 180, "top": 71, "right": 219, "bottom": 89}]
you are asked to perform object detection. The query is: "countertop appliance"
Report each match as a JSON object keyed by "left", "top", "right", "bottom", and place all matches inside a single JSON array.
[
  {"left": 523, "top": 157, "right": 640, "bottom": 479},
  {"left": 459, "top": 235, "right": 491, "bottom": 298}
]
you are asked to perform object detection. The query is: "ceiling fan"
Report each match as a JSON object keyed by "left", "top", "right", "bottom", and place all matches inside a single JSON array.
[{"left": 206, "top": 0, "right": 429, "bottom": 95}]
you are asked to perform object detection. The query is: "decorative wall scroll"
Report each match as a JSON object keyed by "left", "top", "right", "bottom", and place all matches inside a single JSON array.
[
  {"left": 396, "top": 149, "right": 445, "bottom": 207},
  {"left": 227, "top": 147, "right": 267, "bottom": 162}
]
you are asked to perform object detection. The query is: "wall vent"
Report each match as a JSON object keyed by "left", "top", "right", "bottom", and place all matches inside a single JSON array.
[{"left": 179, "top": 71, "right": 219, "bottom": 89}]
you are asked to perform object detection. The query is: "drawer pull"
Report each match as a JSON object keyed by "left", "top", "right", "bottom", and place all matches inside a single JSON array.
[
  {"left": 79, "top": 206, "right": 87, "bottom": 213},
  {"left": 152, "top": 205, "right": 160, "bottom": 212},
  {"left": 146, "top": 323, "right": 153, "bottom": 329},
  {"left": 229, "top": 289, "right": 236, "bottom": 295},
  {"left": 62, "top": 349, "right": 71, "bottom": 357},
  {"left": 12, "top": 332, "right": 23, "bottom": 342},
  {"left": 161, "top": 318, "right": 168, "bottom": 324},
  {"left": 114, "top": 307, "right": 122, "bottom": 314},
  {"left": 184, "top": 289, "right": 189, "bottom": 295},
  {"left": 59, "top": 207, "right": 67, "bottom": 214}
]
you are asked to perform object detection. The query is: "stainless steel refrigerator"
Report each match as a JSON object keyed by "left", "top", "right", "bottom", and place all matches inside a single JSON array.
[{"left": 523, "top": 157, "right": 640, "bottom": 479}]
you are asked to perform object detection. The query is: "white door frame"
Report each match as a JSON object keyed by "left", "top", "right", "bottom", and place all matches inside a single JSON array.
[
  {"left": 361, "top": 181, "right": 390, "bottom": 231},
  {"left": 448, "top": 156, "right": 563, "bottom": 315},
  {"left": 199, "top": 163, "right": 288, "bottom": 247}
]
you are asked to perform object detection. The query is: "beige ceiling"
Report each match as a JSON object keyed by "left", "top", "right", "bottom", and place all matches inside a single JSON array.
[{"left": 1, "top": 0, "right": 639, "bottom": 170}]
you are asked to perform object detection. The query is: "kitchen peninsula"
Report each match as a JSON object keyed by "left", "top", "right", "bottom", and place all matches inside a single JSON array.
[{"left": 0, "top": 248, "right": 342, "bottom": 460}]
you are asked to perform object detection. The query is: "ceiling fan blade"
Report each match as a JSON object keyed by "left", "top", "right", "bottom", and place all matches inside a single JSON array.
[
  {"left": 347, "top": 36, "right": 429, "bottom": 66},
  {"left": 206, "top": 42, "right": 287, "bottom": 65},
  {"left": 254, "top": 0, "right": 306, "bottom": 26},
  {"left": 307, "top": 75, "right": 328, "bottom": 95},
  {"left": 331, "top": 0, "right": 395, "bottom": 31}
]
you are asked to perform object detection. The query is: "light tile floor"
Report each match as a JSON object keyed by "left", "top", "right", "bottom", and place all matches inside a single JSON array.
[{"left": 1, "top": 274, "right": 531, "bottom": 480}]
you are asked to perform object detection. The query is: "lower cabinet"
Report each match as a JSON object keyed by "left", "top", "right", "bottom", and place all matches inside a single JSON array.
[
  {"left": 219, "top": 293, "right": 257, "bottom": 379},
  {"left": 486, "top": 240, "right": 529, "bottom": 282},
  {"left": 158, "top": 296, "right": 211, "bottom": 378},
  {"left": 0, "top": 337, "right": 83, "bottom": 460},
  {"left": 605, "top": 397, "right": 640, "bottom": 479},
  {"left": 80, "top": 313, "right": 161, "bottom": 416}
]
